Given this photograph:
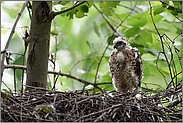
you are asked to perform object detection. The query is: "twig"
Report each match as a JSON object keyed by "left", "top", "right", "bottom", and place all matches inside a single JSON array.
[
  {"left": 52, "top": 70, "right": 61, "bottom": 90},
  {"left": 1, "top": 1, "right": 28, "bottom": 81},
  {"left": 93, "top": 4, "right": 116, "bottom": 33},
  {"left": 76, "top": 94, "right": 103, "bottom": 104},
  {"left": 53, "top": 20, "right": 58, "bottom": 83},
  {"left": 21, "top": 28, "right": 29, "bottom": 95},
  {"left": 53, "top": 1, "right": 86, "bottom": 17},
  {"left": 4, "top": 64, "right": 103, "bottom": 92},
  {"left": 156, "top": 52, "right": 168, "bottom": 85},
  {"left": 74, "top": 103, "right": 123, "bottom": 122},
  {"left": 160, "top": 1, "right": 182, "bottom": 22},
  {"left": 69, "top": 56, "right": 100, "bottom": 74},
  {"left": 118, "top": 4, "right": 139, "bottom": 13},
  {"left": 149, "top": 1, "right": 174, "bottom": 85}
]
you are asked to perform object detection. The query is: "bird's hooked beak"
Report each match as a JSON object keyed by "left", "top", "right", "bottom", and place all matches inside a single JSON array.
[
  {"left": 113, "top": 43, "right": 117, "bottom": 49},
  {"left": 113, "top": 41, "right": 126, "bottom": 50}
]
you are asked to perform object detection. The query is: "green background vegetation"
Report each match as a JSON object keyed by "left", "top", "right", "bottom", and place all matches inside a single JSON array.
[{"left": 1, "top": 1, "right": 182, "bottom": 92}]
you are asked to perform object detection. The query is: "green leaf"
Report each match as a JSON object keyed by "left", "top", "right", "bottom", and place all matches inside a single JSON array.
[
  {"left": 161, "top": 1, "right": 169, "bottom": 8},
  {"left": 154, "top": 14, "right": 163, "bottom": 23},
  {"left": 153, "top": 6, "right": 165, "bottom": 16},
  {"left": 99, "top": 1, "right": 111, "bottom": 15},
  {"left": 104, "top": 56, "right": 110, "bottom": 62},
  {"left": 66, "top": 9, "right": 76, "bottom": 19},
  {"left": 81, "top": 72, "right": 95, "bottom": 79},
  {"left": 2, "top": 89, "right": 8, "bottom": 92},
  {"left": 59, "top": 1, "right": 71, "bottom": 5},
  {"left": 75, "top": 5, "right": 89, "bottom": 18},
  {"left": 167, "top": 6, "right": 178, "bottom": 16},
  {"left": 86, "top": 40, "right": 96, "bottom": 51},
  {"left": 172, "top": 1, "right": 182, "bottom": 9},
  {"left": 116, "top": 12, "right": 130, "bottom": 20},
  {"left": 107, "top": 35, "right": 118, "bottom": 45},
  {"left": 93, "top": 21, "right": 100, "bottom": 38},
  {"left": 106, "top": 1, "right": 120, "bottom": 8},
  {"left": 51, "top": 29, "right": 59, "bottom": 36},
  {"left": 135, "top": 31, "right": 152, "bottom": 46},
  {"left": 125, "top": 27, "right": 140, "bottom": 38},
  {"left": 174, "top": 24, "right": 182, "bottom": 34},
  {"left": 84, "top": 1, "right": 94, "bottom": 8},
  {"left": 127, "top": 12, "right": 147, "bottom": 27}
]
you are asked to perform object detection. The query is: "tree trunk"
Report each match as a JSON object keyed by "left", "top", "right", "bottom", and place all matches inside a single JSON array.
[{"left": 26, "top": 1, "right": 52, "bottom": 91}]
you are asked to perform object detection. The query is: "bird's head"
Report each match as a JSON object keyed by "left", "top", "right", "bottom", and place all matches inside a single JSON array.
[{"left": 113, "top": 37, "right": 129, "bottom": 51}]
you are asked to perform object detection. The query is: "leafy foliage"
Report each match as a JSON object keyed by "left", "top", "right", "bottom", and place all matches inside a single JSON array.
[{"left": 1, "top": 1, "right": 182, "bottom": 93}]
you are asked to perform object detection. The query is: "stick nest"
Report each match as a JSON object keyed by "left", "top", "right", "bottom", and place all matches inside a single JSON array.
[{"left": 1, "top": 87, "right": 182, "bottom": 122}]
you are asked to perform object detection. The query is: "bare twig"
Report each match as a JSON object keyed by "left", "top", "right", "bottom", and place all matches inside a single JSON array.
[
  {"left": 149, "top": 1, "right": 174, "bottom": 86},
  {"left": 1, "top": 1, "right": 28, "bottom": 81},
  {"left": 52, "top": 70, "right": 61, "bottom": 90},
  {"left": 53, "top": 20, "right": 58, "bottom": 82},
  {"left": 69, "top": 56, "right": 100, "bottom": 74},
  {"left": 4, "top": 64, "right": 103, "bottom": 92},
  {"left": 53, "top": 1, "right": 86, "bottom": 17}
]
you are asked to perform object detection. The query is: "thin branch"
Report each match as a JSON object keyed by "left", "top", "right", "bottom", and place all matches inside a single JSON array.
[
  {"left": 4, "top": 64, "right": 103, "bottom": 92},
  {"left": 149, "top": 1, "right": 174, "bottom": 85},
  {"left": 74, "top": 103, "right": 123, "bottom": 122},
  {"left": 1, "top": 1, "right": 28, "bottom": 81},
  {"left": 52, "top": 70, "right": 61, "bottom": 90},
  {"left": 118, "top": 4, "right": 140, "bottom": 13},
  {"left": 160, "top": 1, "right": 182, "bottom": 22},
  {"left": 93, "top": 4, "right": 116, "bottom": 33},
  {"left": 156, "top": 52, "right": 168, "bottom": 85},
  {"left": 69, "top": 56, "right": 100, "bottom": 74},
  {"left": 21, "top": 28, "right": 29, "bottom": 95},
  {"left": 53, "top": 20, "right": 58, "bottom": 74},
  {"left": 53, "top": 1, "right": 86, "bottom": 17}
]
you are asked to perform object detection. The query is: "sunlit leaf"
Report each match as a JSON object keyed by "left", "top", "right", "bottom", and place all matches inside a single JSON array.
[
  {"left": 127, "top": 12, "right": 147, "bottom": 27},
  {"left": 84, "top": 1, "right": 94, "bottom": 8},
  {"left": 154, "top": 14, "right": 163, "bottom": 23},
  {"left": 106, "top": 1, "right": 120, "bottom": 8},
  {"left": 153, "top": 6, "right": 165, "bottom": 15},
  {"left": 135, "top": 31, "right": 152, "bottom": 46},
  {"left": 115, "top": 12, "right": 130, "bottom": 20},
  {"left": 125, "top": 26, "right": 140, "bottom": 38},
  {"left": 99, "top": 1, "right": 111, "bottom": 15}
]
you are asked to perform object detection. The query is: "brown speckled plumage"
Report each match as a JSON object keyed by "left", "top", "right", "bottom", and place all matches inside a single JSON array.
[{"left": 109, "top": 37, "right": 143, "bottom": 93}]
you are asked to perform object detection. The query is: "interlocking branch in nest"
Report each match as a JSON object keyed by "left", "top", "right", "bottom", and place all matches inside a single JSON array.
[{"left": 1, "top": 87, "right": 182, "bottom": 122}]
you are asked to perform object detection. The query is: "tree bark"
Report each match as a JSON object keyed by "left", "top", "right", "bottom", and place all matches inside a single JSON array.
[{"left": 26, "top": 1, "right": 52, "bottom": 91}]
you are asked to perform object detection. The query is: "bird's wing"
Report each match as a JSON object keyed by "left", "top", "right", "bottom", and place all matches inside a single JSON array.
[
  {"left": 131, "top": 48, "right": 143, "bottom": 87},
  {"left": 109, "top": 50, "right": 116, "bottom": 78}
]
